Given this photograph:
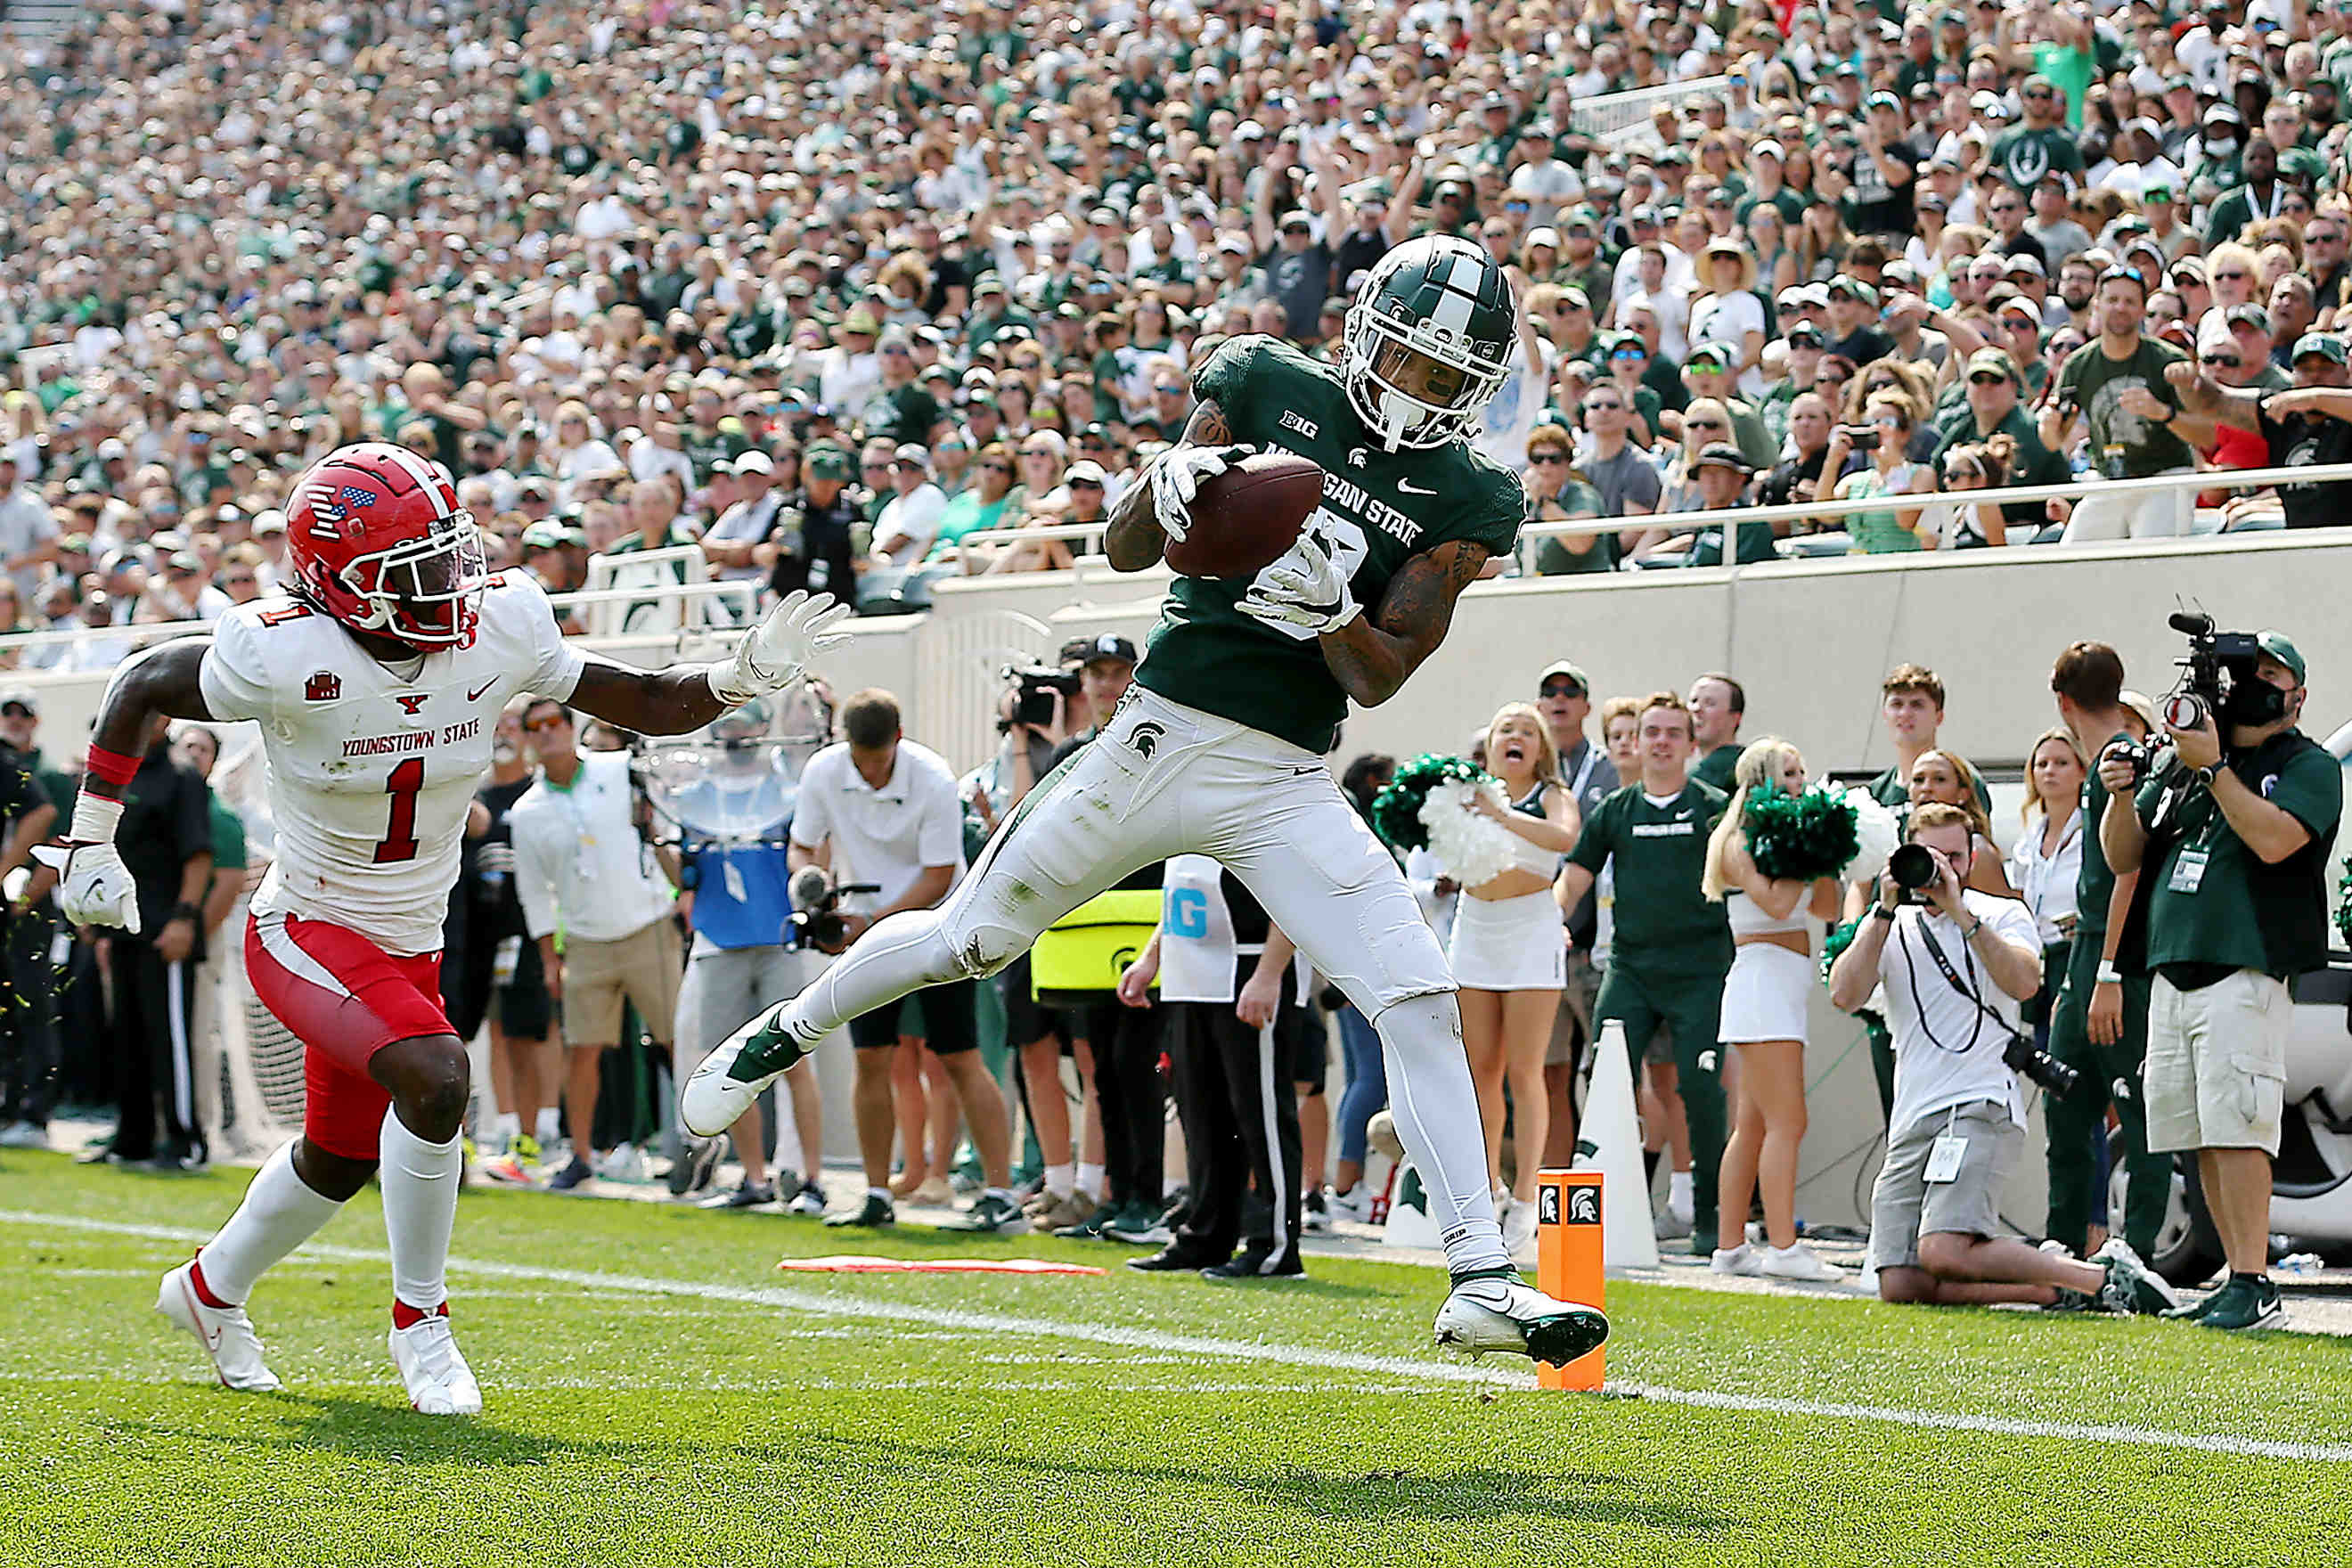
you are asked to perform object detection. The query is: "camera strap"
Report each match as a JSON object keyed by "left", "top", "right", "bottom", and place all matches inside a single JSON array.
[{"left": 1915, "top": 918, "right": 2019, "bottom": 1041}]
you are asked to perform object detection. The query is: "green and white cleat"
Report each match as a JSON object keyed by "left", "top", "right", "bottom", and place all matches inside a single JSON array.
[
  {"left": 680, "top": 1012, "right": 817, "bottom": 1138},
  {"left": 1433, "top": 1271, "right": 1610, "bottom": 1364}
]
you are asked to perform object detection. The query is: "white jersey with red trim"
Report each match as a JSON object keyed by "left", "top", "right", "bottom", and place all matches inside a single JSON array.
[{"left": 200, "top": 571, "right": 587, "bottom": 955}]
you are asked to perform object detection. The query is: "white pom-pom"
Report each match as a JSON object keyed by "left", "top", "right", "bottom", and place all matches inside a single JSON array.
[
  {"left": 1419, "top": 778, "right": 1523, "bottom": 888},
  {"left": 1841, "top": 787, "right": 1902, "bottom": 886}
]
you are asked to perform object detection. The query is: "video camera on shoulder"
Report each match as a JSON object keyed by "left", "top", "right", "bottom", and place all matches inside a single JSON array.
[
  {"left": 2109, "top": 611, "right": 2279, "bottom": 783},
  {"left": 1004, "top": 663, "right": 1082, "bottom": 731}
]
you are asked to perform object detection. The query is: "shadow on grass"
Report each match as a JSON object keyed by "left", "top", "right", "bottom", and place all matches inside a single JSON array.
[{"left": 106, "top": 1401, "right": 1735, "bottom": 1534}]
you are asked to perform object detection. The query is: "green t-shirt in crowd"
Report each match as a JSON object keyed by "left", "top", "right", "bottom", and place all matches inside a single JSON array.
[
  {"left": 1988, "top": 124, "right": 2086, "bottom": 191},
  {"left": 2055, "top": 336, "right": 2194, "bottom": 478},
  {"left": 1567, "top": 778, "right": 1733, "bottom": 968}
]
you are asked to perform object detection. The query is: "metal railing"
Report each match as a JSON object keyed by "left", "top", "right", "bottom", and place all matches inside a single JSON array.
[
  {"left": 1570, "top": 76, "right": 1732, "bottom": 144},
  {"left": 0, "top": 576, "right": 759, "bottom": 660}
]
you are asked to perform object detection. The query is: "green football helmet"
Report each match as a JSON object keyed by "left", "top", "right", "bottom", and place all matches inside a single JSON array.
[{"left": 1343, "top": 235, "right": 1517, "bottom": 450}]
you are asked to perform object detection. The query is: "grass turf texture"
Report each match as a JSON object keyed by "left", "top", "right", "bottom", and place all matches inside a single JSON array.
[{"left": 4, "top": 1153, "right": 2347, "bottom": 1567}]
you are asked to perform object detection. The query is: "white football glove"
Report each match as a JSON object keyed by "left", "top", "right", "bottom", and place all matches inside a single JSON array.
[
  {"left": 1146, "top": 443, "right": 1254, "bottom": 543},
  {"left": 32, "top": 839, "right": 141, "bottom": 934},
  {"left": 1237, "top": 527, "right": 1362, "bottom": 635},
  {"left": 710, "top": 589, "right": 853, "bottom": 706}
]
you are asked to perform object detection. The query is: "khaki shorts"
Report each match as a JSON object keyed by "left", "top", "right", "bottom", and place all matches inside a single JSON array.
[
  {"left": 1868, "top": 1099, "right": 2021, "bottom": 1272},
  {"left": 2145, "top": 968, "right": 2291, "bottom": 1156},
  {"left": 563, "top": 917, "right": 682, "bottom": 1048}
]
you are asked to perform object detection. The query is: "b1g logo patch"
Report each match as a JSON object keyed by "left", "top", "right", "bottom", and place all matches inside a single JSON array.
[{"left": 1278, "top": 410, "right": 1319, "bottom": 440}]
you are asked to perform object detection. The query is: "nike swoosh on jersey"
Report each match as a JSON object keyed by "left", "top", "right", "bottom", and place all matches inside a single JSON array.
[
  {"left": 1397, "top": 478, "right": 1437, "bottom": 495},
  {"left": 467, "top": 680, "right": 497, "bottom": 702}
]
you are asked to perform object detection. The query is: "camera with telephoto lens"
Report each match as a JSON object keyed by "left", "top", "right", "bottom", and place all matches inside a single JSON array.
[
  {"left": 1887, "top": 841, "right": 1942, "bottom": 904},
  {"left": 1005, "top": 664, "right": 1083, "bottom": 730},
  {"left": 783, "top": 866, "right": 882, "bottom": 953},
  {"left": 2004, "top": 1031, "right": 2081, "bottom": 1098},
  {"left": 2160, "top": 611, "right": 2267, "bottom": 732}
]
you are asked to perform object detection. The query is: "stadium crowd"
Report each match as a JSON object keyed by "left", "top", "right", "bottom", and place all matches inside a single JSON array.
[
  {"left": 4, "top": 0, "right": 2350, "bottom": 1321},
  {"left": 15, "top": 0, "right": 2352, "bottom": 651}
]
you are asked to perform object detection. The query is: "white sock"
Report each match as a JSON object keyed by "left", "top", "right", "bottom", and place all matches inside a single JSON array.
[
  {"left": 1670, "top": 1170, "right": 1695, "bottom": 1209},
  {"left": 380, "top": 1109, "right": 461, "bottom": 1314},
  {"left": 534, "top": 1108, "right": 560, "bottom": 1147},
  {"left": 1076, "top": 1163, "right": 1107, "bottom": 1201},
  {"left": 1372, "top": 992, "right": 1511, "bottom": 1276},
  {"left": 1044, "top": 1163, "right": 1075, "bottom": 1199},
  {"left": 194, "top": 1141, "right": 344, "bottom": 1304}
]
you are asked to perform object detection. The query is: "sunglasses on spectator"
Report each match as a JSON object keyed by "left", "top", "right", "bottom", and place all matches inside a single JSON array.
[
  {"left": 1944, "top": 464, "right": 1983, "bottom": 483},
  {"left": 1070, "top": 478, "right": 1104, "bottom": 490},
  {"left": 1686, "top": 418, "right": 1727, "bottom": 431},
  {"left": 1610, "top": 347, "right": 1646, "bottom": 360},
  {"left": 1989, "top": 201, "right": 2021, "bottom": 214},
  {"left": 1539, "top": 682, "right": 1586, "bottom": 698},
  {"left": 1583, "top": 400, "right": 1623, "bottom": 412},
  {"left": 2213, "top": 269, "right": 2250, "bottom": 282},
  {"left": 523, "top": 714, "right": 568, "bottom": 733},
  {"left": 1967, "top": 372, "right": 2007, "bottom": 385},
  {"left": 2202, "top": 353, "right": 2242, "bottom": 367},
  {"left": 980, "top": 460, "right": 1013, "bottom": 472},
  {"left": 1528, "top": 452, "right": 1570, "bottom": 465}
]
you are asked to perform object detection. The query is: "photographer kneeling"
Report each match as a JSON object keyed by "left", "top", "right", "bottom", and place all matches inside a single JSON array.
[
  {"left": 2099, "top": 633, "right": 2341, "bottom": 1332},
  {"left": 1831, "top": 805, "right": 2175, "bottom": 1313}
]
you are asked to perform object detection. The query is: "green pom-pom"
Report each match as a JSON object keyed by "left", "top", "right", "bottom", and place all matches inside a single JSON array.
[
  {"left": 1370, "top": 753, "right": 1490, "bottom": 852},
  {"left": 1744, "top": 782, "right": 1860, "bottom": 884},
  {"left": 2335, "top": 856, "right": 2352, "bottom": 947},
  {"left": 1818, "top": 915, "right": 1863, "bottom": 989}
]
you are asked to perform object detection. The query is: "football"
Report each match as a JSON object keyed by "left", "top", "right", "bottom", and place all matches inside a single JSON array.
[{"left": 1164, "top": 451, "right": 1326, "bottom": 579}]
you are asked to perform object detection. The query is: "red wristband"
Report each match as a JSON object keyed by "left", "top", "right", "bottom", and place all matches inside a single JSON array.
[{"left": 84, "top": 745, "right": 140, "bottom": 790}]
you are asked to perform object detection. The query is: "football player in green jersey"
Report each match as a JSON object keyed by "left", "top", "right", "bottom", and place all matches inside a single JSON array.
[{"left": 685, "top": 237, "right": 1607, "bottom": 1364}]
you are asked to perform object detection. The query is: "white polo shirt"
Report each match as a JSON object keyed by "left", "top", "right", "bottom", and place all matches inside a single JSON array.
[
  {"left": 790, "top": 739, "right": 965, "bottom": 916},
  {"left": 510, "top": 749, "right": 677, "bottom": 943},
  {"left": 1874, "top": 890, "right": 2041, "bottom": 1135}
]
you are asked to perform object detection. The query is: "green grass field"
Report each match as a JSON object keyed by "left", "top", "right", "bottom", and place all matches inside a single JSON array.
[{"left": 4, "top": 1151, "right": 2347, "bottom": 1567}]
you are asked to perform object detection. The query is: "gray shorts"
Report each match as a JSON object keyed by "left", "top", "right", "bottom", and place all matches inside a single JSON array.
[
  {"left": 1869, "top": 1099, "right": 2022, "bottom": 1271},
  {"left": 1548, "top": 948, "right": 1603, "bottom": 1067},
  {"left": 674, "top": 939, "right": 825, "bottom": 1066}
]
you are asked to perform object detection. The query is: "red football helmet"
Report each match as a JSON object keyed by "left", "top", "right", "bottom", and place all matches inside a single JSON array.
[{"left": 283, "top": 443, "right": 487, "bottom": 648}]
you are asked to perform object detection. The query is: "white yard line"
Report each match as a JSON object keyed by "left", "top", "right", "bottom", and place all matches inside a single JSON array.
[{"left": 4, "top": 1207, "right": 2346, "bottom": 1465}]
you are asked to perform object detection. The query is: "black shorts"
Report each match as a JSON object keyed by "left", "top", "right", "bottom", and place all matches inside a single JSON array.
[
  {"left": 1286, "top": 1004, "right": 1326, "bottom": 1094},
  {"left": 498, "top": 937, "right": 555, "bottom": 1041},
  {"left": 848, "top": 977, "right": 979, "bottom": 1055},
  {"left": 999, "top": 953, "right": 1074, "bottom": 1050}
]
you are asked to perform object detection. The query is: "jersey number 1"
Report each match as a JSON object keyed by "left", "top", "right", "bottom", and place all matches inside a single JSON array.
[{"left": 374, "top": 757, "right": 424, "bottom": 864}]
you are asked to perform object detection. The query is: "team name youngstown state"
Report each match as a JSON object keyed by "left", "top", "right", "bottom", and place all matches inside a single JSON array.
[{"left": 342, "top": 718, "right": 479, "bottom": 758}]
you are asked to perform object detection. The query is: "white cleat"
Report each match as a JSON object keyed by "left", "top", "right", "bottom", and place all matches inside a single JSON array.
[
  {"left": 390, "top": 1307, "right": 482, "bottom": 1416},
  {"left": 679, "top": 1017, "right": 812, "bottom": 1139},
  {"left": 157, "top": 1261, "right": 282, "bottom": 1392},
  {"left": 1433, "top": 1273, "right": 1610, "bottom": 1364}
]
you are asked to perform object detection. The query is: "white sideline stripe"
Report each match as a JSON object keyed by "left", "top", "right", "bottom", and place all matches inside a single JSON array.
[{"left": 5, "top": 1208, "right": 2347, "bottom": 1465}]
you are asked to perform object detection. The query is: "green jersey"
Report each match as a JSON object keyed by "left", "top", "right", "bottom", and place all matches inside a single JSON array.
[
  {"left": 2054, "top": 337, "right": 2193, "bottom": 478},
  {"left": 1567, "top": 779, "right": 1733, "bottom": 968},
  {"left": 1135, "top": 336, "right": 1523, "bottom": 754}
]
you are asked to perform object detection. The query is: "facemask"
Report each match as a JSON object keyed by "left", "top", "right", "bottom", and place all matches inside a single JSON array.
[{"left": 2222, "top": 674, "right": 2291, "bottom": 727}]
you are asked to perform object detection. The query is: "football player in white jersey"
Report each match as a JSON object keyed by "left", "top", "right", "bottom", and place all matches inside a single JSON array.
[{"left": 37, "top": 443, "right": 847, "bottom": 1414}]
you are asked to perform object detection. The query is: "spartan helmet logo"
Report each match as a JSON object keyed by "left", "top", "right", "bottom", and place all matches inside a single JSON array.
[{"left": 1127, "top": 720, "right": 1167, "bottom": 759}]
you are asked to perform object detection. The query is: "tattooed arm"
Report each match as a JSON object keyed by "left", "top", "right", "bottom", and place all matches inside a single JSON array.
[
  {"left": 1313, "top": 538, "right": 1489, "bottom": 707},
  {"left": 1106, "top": 399, "right": 1231, "bottom": 571}
]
